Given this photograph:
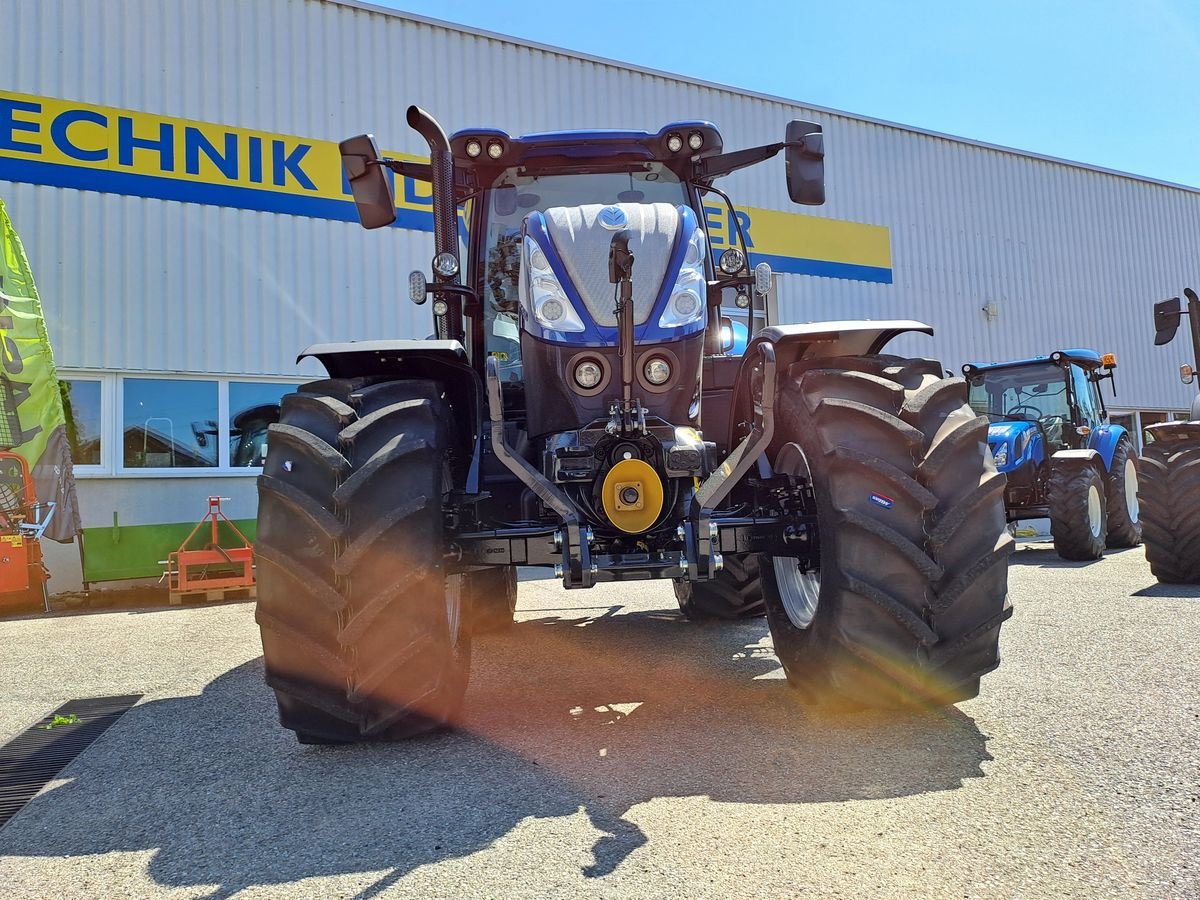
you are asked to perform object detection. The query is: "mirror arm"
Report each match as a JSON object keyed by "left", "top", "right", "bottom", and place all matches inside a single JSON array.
[
  {"left": 379, "top": 158, "right": 432, "bottom": 182},
  {"left": 694, "top": 142, "right": 786, "bottom": 181}
]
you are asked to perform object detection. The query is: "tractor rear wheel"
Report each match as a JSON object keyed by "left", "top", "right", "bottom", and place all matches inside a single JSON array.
[
  {"left": 1137, "top": 425, "right": 1200, "bottom": 584},
  {"left": 761, "top": 355, "right": 1013, "bottom": 709},
  {"left": 673, "top": 555, "right": 765, "bottom": 620},
  {"left": 1105, "top": 438, "right": 1142, "bottom": 548},
  {"left": 254, "top": 377, "right": 470, "bottom": 742},
  {"left": 1048, "top": 463, "right": 1107, "bottom": 560}
]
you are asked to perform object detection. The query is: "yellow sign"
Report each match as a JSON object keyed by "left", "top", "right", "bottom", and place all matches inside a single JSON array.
[{"left": 0, "top": 90, "right": 892, "bottom": 283}]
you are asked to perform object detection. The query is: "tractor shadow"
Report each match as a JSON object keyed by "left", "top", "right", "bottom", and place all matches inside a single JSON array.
[{"left": 0, "top": 608, "right": 993, "bottom": 896}]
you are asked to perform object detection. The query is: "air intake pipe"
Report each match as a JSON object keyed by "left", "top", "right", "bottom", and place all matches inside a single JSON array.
[{"left": 407, "top": 106, "right": 458, "bottom": 340}]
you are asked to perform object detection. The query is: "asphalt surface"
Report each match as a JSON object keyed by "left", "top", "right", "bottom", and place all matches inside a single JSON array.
[{"left": 0, "top": 544, "right": 1197, "bottom": 899}]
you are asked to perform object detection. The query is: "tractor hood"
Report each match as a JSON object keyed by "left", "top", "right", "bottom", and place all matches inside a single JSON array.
[
  {"left": 519, "top": 203, "right": 706, "bottom": 345},
  {"left": 986, "top": 420, "right": 1039, "bottom": 472}
]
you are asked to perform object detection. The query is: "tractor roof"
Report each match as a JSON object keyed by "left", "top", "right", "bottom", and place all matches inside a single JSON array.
[
  {"left": 967, "top": 349, "right": 1104, "bottom": 373},
  {"left": 449, "top": 122, "right": 724, "bottom": 179}
]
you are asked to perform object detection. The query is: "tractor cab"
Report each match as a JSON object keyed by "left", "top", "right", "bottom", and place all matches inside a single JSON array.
[{"left": 964, "top": 350, "right": 1114, "bottom": 468}]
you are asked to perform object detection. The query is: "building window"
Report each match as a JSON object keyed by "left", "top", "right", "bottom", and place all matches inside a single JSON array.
[
  {"left": 122, "top": 378, "right": 219, "bottom": 469},
  {"left": 229, "top": 382, "right": 293, "bottom": 467},
  {"left": 62, "top": 379, "right": 103, "bottom": 466}
]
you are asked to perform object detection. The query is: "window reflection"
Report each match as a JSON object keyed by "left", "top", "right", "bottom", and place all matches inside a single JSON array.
[
  {"left": 62, "top": 379, "right": 102, "bottom": 465},
  {"left": 229, "top": 382, "right": 289, "bottom": 467},
  {"left": 123, "top": 379, "right": 218, "bottom": 468}
]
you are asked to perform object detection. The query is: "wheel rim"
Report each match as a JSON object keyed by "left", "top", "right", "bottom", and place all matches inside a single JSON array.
[
  {"left": 446, "top": 576, "right": 463, "bottom": 647},
  {"left": 773, "top": 558, "right": 821, "bottom": 629},
  {"left": 1124, "top": 457, "right": 1140, "bottom": 524},
  {"left": 1087, "top": 484, "right": 1103, "bottom": 538}
]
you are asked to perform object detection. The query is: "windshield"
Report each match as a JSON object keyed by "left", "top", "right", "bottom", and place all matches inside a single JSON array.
[
  {"left": 968, "top": 362, "right": 1069, "bottom": 422},
  {"left": 479, "top": 168, "right": 689, "bottom": 382}
]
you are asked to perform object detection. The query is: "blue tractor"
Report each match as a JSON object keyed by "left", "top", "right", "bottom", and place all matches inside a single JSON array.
[
  {"left": 963, "top": 350, "right": 1141, "bottom": 560},
  {"left": 252, "top": 106, "right": 1013, "bottom": 743}
]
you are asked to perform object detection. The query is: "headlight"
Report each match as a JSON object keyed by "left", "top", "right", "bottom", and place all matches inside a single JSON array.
[
  {"left": 487, "top": 139, "right": 504, "bottom": 160},
  {"left": 659, "top": 227, "right": 707, "bottom": 329},
  {"left": 465, "top": 138, "right": 482, "bottom": 158},
  {"left": 666, "top": 132, "right": 684, "bottom": 153},
  {"left": 719, "top": 247, "right": 744, "bottom": 274},
  {"left": 524, "top": 236, "right": 585, "bottom": 333},
  {"left": 687, "top": 131, "right": 704, "bottom": 151},
  {"left": 574, "top": 360, "right": 603, "bottom": 389},
  {"left": 644, "top": 357, "right": 672, "bottom": 385},
  {"left": 992, "top": 444, "right": 1008, "bottom": 467},
  {"left": 432, "top": 251, "right": 459, "bottom": 278}
]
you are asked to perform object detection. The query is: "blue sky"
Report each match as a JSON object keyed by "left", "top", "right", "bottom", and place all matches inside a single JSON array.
[{"left": 370, "top": 0, "right": 1200, "bottom": 188}]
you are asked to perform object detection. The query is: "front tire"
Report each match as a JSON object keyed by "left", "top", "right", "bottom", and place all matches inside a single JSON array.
[
  {"left": 1048, "top": 463, "right": 1107, "bottom": 560},
  {"left": 254, "top": 377, "right": 470, "bottom": 742},
  {"left": 673, "top": 555, "right": 766, "bottom": 620},
  {"left": 1137, "top": 425, "right": 1200, "bottom": 584},
  {"left": 1105, "top": 439, "right": 1142, "bottom": 548},
  {"left": 762, "top": 355, "right": 1013, "bottom": 709}
]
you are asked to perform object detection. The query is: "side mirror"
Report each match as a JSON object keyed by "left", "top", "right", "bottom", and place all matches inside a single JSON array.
[
  {"left": 339, "top": 134, "right": 396, "bottom": 229},
  {"left": 784, "top": 121, "right": 825, "bottom": 206},
  {"left": 1153, "top": 296, "right": 1182, "bottom": 346}
]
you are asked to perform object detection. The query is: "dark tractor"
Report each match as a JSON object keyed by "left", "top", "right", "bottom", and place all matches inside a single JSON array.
[
  {"left": 1137, "top": 292, "right": 1200, "bottom": 584},
  {"left": 253, "top": 106, "right": 1013, "bottom": 743},
  {"left": 963, "top": 351, "right": 1141, "bottom": 561}
]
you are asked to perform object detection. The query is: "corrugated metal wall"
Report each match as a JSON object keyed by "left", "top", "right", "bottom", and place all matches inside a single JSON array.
[{"left": 3, "top": 0, "right": 1199, "bottom": 409}]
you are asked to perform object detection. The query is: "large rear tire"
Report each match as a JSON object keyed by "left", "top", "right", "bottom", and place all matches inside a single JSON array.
[
  {"left": 1048, "top": 463, "right": 1107, "bottom": 560},
  {"left": 762, "top": 355, "right": 1013, "bottom": 709},
  {"left": 254, "top": 377, "right": 470, "bottom": 742},
  {"left": 673, "top": 555, "right": 765, "bottom": 620},
  {"left": 1137, "top": 425, "right": 1200, "bottom": 584},
  {"left": 1104, "top": 438, "right": 1142, "bottom": 548}
]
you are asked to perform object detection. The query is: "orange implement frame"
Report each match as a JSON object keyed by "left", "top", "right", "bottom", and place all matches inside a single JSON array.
[{"left": 165, "top": 497, "right": 255, "bottom": 604}]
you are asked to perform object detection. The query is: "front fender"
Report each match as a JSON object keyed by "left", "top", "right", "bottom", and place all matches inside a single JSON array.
[
  {"left": 743, "top": 320, "right": 934, "bottom": 369},
  {"left": 1089, "top": 423, "right": 1129, "bottom": 471}
]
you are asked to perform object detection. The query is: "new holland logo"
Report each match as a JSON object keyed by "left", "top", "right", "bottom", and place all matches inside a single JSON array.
[{"left": 597, "top": 205, "right": 628, "bottom": 231}]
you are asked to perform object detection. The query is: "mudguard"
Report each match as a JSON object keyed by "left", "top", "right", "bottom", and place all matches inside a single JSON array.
[
  {"left": 743, "top": 320, "right": 934, "bottom": 369},
  {"left": 1089, "top": 423, "right": 1130, "bottom": 472}
]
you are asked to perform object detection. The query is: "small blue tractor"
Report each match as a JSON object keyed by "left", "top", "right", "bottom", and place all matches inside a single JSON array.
[
  {"left": 253, "top": 106, "right": 1013, "bottom": 743},
  {"left": 1137, "top": 292, "right": 1200, "bottom": 583},
  {"left": 963, "top": 351, "right": 1141, "bottom": 560}
]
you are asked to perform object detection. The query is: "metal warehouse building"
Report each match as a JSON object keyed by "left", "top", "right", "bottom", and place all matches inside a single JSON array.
[{"left": 2, "top": 0, "right": 1198, "bottom": 590}]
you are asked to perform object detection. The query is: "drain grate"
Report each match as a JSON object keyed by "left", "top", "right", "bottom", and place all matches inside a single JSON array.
[{"left": 0, "top": 695, "right": 142, "bottom": 829}]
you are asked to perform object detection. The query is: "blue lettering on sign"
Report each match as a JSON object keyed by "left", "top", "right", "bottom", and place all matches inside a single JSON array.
[
  {"left": 0, "top": 98, "right": 42, "bottom": 154},
  {"left": 247, "top": 136, "right": 263, "bottom": 184},
  {"left": 184, "top": 127, "right": 237, "bottom": 179},
  {"left": 734, "top": 210, "right": 754, "bottom": 248},
  {"left": 271, "top": 140, "right": 316, "bottom": 190},
  {"left": 50, "top": 109, "right": 108, "bottom": 162},
  {"left": 117, "top": 117, "right": 175, "bottom": 171},
  {"left": 869, "top": 492, "right": 895, "bottom": 509}
]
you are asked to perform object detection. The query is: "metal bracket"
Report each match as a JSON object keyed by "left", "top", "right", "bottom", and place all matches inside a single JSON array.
[
  {"left": 485, "top": 357, "right": 593, "bottom": 587},
  {"left": 687, "top": 341, "right": 777, "bottom": 580}
]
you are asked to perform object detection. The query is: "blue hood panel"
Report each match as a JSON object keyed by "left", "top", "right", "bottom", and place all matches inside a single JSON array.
[{"left": 987, "top": 421, "right": 1044, "bottom": 473}]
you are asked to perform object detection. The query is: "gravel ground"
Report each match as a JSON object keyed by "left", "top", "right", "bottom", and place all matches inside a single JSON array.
[{"left": 0, "top": 544, "right": 1197, "bottom": 899}]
